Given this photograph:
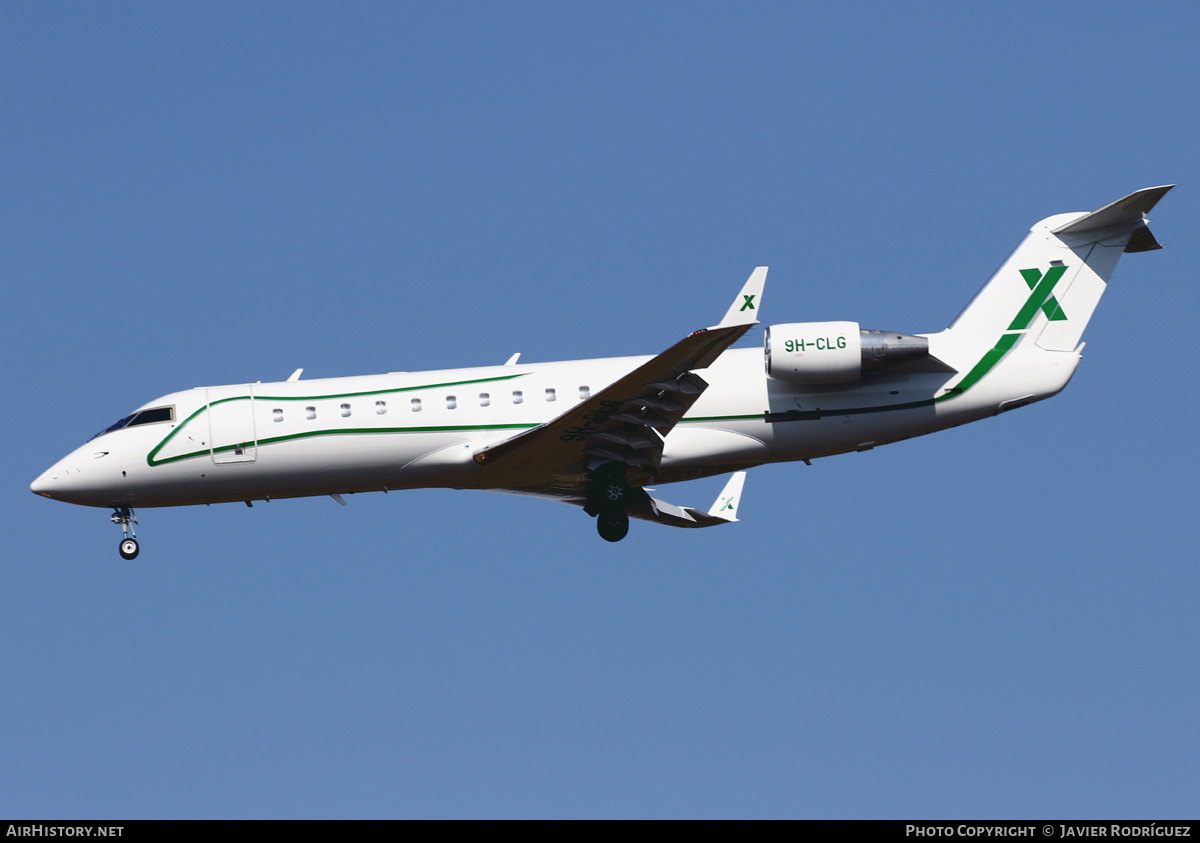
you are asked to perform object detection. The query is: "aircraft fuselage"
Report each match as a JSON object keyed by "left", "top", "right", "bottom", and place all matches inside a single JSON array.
[{"left": 30, "top": 339, "right": 1072, "bottom": 510}]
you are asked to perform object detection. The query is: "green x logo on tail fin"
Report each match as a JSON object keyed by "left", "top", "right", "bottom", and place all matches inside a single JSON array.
[{"left": 1017, "top": 267, "right": 1069, "bottom": 323}]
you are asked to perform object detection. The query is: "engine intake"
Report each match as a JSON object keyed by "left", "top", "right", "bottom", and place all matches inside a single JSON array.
[{"left": 765, "top": 322, "right": 929, "bottom": 383}]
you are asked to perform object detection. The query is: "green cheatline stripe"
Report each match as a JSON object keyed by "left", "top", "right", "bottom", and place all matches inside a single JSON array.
[
  {"left": 811, "top": 398, "right": 936, "bottom": 416},
  {"left": 218, "top": 373, "right": 528, "bottom": 405},
  {"left": 684, "top": 414, "right": 764, "bottom": 422},
  {"left": 687, "top": 396, "right": 939, "bottom": 424},
  {"left": 147, "top": 372, "right": 531, "bottom": 466},
  {"left": 937, "top": 331, "right": 1020, "bottom": 400},
  {"left": 149, "top": 422, "right": 542, "bottom": 466}
]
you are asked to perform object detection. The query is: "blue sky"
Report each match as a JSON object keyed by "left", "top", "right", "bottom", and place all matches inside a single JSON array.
[{"left": 2, "top": 1, "right": 1197, "bottom": 818}]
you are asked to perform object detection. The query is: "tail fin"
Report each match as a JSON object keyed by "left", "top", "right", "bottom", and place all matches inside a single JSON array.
[{"left": 937, "top": 186, "right": 1173, "bottom": 383}]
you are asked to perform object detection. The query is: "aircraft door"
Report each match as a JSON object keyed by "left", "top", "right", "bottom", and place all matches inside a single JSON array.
[{"left": 206, "top": 386, "right": 257, "bottom": 464}]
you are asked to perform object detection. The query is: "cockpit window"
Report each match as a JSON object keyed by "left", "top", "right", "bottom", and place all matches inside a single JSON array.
[
  {"left": 127, "top": 406, "right": 175, "bottom": 427},
  {"left": 91, "top": 406, "right": 175, "bottom": 440},
  {"left": 93, "top": 414, "right": 135, "bottom": 440}
]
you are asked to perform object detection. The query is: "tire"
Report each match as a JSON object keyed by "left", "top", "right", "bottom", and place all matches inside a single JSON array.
[
  {"left": 119, "top": 538, "right": 140, "bottom": 560},
  {"left": 596, "top": 510, "right": 629, "bottom": 543}
]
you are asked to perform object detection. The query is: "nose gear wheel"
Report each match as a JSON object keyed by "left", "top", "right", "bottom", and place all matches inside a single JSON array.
[{"left": 111, "top": 507, "right": 140, "bottom": 560}]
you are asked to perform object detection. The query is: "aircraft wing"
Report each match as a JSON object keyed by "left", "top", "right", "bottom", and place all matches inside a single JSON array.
[{"left": 473, "top": 268, "right": 767, "bottom": 490}]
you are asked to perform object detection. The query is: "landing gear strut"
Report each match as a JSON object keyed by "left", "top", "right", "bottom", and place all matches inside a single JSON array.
[{"left": 111, "top": 506, "right": 139, "bottom": 560}]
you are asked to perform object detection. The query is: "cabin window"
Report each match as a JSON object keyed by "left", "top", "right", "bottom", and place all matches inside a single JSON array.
[
  {"left": 446, "top": 395, "right": 457, "bottom": 410},
  {"left": 376, "top": 400, "right": 387, "bottom": 415},
  {"left": 341, "top": 403, "right": 352, "bottom": 418},
  {"left": 479, "top": 392, "right": 490, "bottom": 407},
  {"left": 411, "top": 398, "right": 422, "bottom": 412},
  {"left": 513, "top": 390, "right": 523, "bottom": 405},
  {"left": 545, "top": 388, "right": 556, "bottom": 402},
  {"left": 306, "top": 406, "right": 317, "bottom": 420},
  {"left": 272, "top": 408, "right": 284, "bottom": 423},
  {"left": 579, "top": 386, "right": 590, "bottom": 400}
]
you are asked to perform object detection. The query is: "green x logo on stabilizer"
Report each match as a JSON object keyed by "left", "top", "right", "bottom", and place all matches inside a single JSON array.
[
  {"left": 1018, "top": 267, "right": 1069, "bottom": 322},
  {"left": 740, "top": 294, "right": 756, "bottom": 312}
]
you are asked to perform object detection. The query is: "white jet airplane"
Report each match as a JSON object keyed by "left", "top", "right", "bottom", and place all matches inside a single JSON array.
[{"left": 32, "top": 186, "right": 1173, "bottom": 558}]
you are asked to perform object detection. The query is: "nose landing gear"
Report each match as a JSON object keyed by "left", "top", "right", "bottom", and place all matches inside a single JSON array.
[{"left": 111, "top": 506, "right": 139, "bottom": 560}]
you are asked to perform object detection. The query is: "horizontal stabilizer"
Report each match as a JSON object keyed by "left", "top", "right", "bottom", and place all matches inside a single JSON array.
[
  {"left": 626, "top": 471, "right": 747, "bottom": 529},
  {"left": 1053, "top": 185, "right": 1175, "bottom": 251},
  {"left": 706, "top": 470, "right": 746, "bottom": 522}
]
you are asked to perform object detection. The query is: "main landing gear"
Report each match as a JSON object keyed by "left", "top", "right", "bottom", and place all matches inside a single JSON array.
[
  {"left": 588, "top": 470, "right": 632, "bottom": 543},
  {"left": 111, "top": 506, "right": 139, "bottom": 560}
]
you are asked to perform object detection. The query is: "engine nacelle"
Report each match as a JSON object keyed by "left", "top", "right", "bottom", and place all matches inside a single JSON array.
[
  {"left": 765, "top": 322, "right": 929, "bottom": 383},
  {"left": 765, "top": 321, "right": 862, "bottom": 383}
]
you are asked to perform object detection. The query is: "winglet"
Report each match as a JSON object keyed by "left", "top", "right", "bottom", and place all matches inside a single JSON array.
[
  {"left": 706, "top": 471, "right": 747, "bottom": 522},
  {"left": 714, "top": 267, "right": 768, "bottom": 328}
]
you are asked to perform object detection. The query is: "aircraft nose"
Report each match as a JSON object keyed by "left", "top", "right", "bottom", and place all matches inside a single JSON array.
[
  {"left": 31, "top": 465, "right": 69, "bottom": 499},
  {"left": 32, "top": 449, "right": 128, "bottom": 507},
  {"left": 31, "top": 455, "right": 92, "bottom": 501}
]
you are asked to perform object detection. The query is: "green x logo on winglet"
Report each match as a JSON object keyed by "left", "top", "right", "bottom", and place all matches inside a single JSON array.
[{"left": 740, "top": 294, "right": 756, "bottom": 312}]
